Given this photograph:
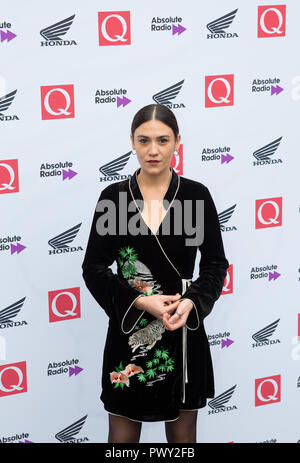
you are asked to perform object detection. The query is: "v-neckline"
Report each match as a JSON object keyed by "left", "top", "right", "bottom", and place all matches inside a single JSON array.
[{"left": 129, "top": 166, "right": 180, "bottom": 236}]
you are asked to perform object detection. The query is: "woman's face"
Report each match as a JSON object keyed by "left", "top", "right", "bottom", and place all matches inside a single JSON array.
[{"left": 130, "top": 119, "right": 181, "bottom": 176}]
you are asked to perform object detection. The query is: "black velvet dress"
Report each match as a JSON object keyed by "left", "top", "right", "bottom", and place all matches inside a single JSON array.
[{"left": 81, "top": 166, "right": 229, "bottom": 422}]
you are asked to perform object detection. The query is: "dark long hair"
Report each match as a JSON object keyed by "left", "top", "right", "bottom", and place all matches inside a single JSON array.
[{"left": 131, "top": 104, "right": 179, "bottom": 140}]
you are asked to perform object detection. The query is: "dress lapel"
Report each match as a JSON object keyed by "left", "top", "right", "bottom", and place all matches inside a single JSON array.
[{"left": 129, "top": 166, "right": 180, "bottom": 213}]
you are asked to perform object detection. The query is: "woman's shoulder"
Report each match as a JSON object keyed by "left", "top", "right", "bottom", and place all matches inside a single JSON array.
[{"left": 179, "top": 174, "right": 209, "bottom": 194}]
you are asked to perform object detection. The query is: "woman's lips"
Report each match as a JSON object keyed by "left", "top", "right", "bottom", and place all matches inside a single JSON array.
[{"left": 147, "top": 160, "right": 160, "bottom": 164}]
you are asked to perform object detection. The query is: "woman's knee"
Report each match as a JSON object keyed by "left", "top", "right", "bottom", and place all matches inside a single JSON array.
[{"left": 108, "top": 413, "right": 142, "bottom": 443}]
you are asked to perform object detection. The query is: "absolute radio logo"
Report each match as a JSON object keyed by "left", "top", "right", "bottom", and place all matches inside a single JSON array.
[
  {"left": 255, "top": 197, "right": 282, "bottom": 229},
  {"left": 152, "top": 79, "right": 185, "bottom": 109},
  {"left": 218, "top": 204, "right": 237, "bottom": 232},
  {"left": 40, "top": 161, "right": 77, "bottom": 180},
  {"left": 0, "top": 89, "right": 19, "bottom": 121},
  {"left": 48, "top": 223, "right": 82, "bottom": 254},
  {"left": 47, "top": 358, "right": 83, "bottom": 377},
  {"left": 250, "top": 264, "right": 281, "bottom": 281},
  {"left": 0, "top": 297, "right": 27, "bottom": 330},
  {"left": 48, "top": 287, "right": 81, "bottom": 323},
  {"left": 0, "top": 361, "right": 27, "bottom": 397},
  {"left": 201, "top": 145, "right": 234, "bottom": 165},
  {"left": 255, "top": 374, "right": 281, "bottom": 406},
  {"left": 206, "top": 9, "right": 238, "bottom": 39},
  {"left": 208, "top": 332, "right": 234, "bottom": 349},
  {"left": 205, "top": 74, "right": 234, "bottom": 108},
  {"left": 40, "top": 14, "right": 77, "bottom": 47},
  {"left": 0, "top": 432, "right": 32, "bottom": 443},
  {"left": 252, "top": 319, "right": 281, "bottom": 348},
  {"left": 252, "top": 137, "right": 283, "bottom": 166},
  {"left": 257, "top": 5, "right": 286, "bottom": 38},
  {"left": 95, "top": 87, "right": 131, "bottom": 107},
  {"left": 251, "top": 77, "right": 283, "bottom": 96},
  {"left": 0, "top": 159, "right": 19, "bottom": 194},
  {"left": 222, "top": 264, "right": 233, "bottom": 295},
  {"left": 55, "top": 415, "right": 88, "bottom": 443},
  {"left": 0, "top": 234, "right": 26, "bottom": 254},
  {"left": 207, "top": 385, "right": 237, "bottom": 414},
  {"left": 40, "top": 85, "right": 75, "bottom": 120},
  {"left": 98, "top": 11, "right": 131, "bottom": 46},
  {"left": 0, "top": 20, "right": 17, "bottom": 44},
  {"left": 150, "top": 16, "right": 186, "bottom": 35}
]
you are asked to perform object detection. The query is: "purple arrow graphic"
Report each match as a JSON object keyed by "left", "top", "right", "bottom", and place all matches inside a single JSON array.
[
  {"left": 0, "top": 30, "right": 17, "bottom": 42},
  {"left": 271, "top": 85, "right": 283, "bottom": 96},
  {"left": 18, "top": 440, "right": 33, "bottom": 443},
  {"left": 117, "top": 96, "right": 131, "bottom": 108},
  {"left": 172, "top": 24, "right": 186, "bottom": 35},
  {"left": 269, "top": 271, "right": 281, "bottom": 281},
  {"left": 62, "top": 168, "right": 77, "bottom": 180},
  {"left": 69, "top": 365, "right": 83, "bottom": 377},
  {"left": 221, "top": 153, "right": 234, "bottom": 164},
  {"left": 11, "top": 243, "right": 26, "bottom": 254},
  {"left": 221, "top": 338, "right": 234, "bottom": 348}
]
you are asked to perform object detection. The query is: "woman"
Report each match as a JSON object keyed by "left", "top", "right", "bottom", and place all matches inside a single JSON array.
[{"left": 81, "top": 104, "right": 229, "bottom": 443}]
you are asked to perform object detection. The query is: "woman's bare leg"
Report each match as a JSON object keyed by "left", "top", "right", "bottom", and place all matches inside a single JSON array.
[
  {"left": 165, "top": 410, "right": 198, "bottom": 443},
  {"left": 108, "top": 413, "right": 142, "bottom": 443}
]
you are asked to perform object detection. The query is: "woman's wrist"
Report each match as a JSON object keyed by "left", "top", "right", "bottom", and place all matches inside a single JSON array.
[{"left": 133, "top": 295, "right": 147, "bottom": 310}]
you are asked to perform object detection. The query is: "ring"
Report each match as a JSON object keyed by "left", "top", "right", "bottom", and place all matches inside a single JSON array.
[{"left": 176, "top": 311, "right": 183, "bottom": 317}]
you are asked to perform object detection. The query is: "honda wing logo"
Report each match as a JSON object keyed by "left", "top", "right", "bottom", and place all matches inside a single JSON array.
[
  {"left": 48, "top": 223, "right": 81, "bottom": 251},
  {"left": 40, "top": 15, "right": 75, "bottom": 40},
  {"left": 252, "top": 319, "right": 280, "bottom": 342},
  {"left": 218, "top": 204, "right": 236, "bottom": 231},
  {"left": 0, "top": 90, "right": 17, "bottom": 115},
  {"left": 99, "top": 151, "right": 131, "bottom": 177},
  {"left": 208, "top": 385, "right": 237, "bottom": 413},
  {"left": 0, "top": 297, "right": 26, "bottom": 324},
  {"left": 253, "top": 137, "right": 282, "bottom": 161},
  {"left": 207, "top": 9, "right": 238, "bottom": 33},
  {"left": 153, "top": 79, "right": 184, "bottom": 105},
  {"left": 55, "top": 415, "right": 88, "bottom": 442}
]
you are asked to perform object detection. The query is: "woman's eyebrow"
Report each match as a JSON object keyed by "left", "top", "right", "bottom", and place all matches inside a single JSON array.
[{"left": 136, "top": 135, "right": 171, "bottom": 138}]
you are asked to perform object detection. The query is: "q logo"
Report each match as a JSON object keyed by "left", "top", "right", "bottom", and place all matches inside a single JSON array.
[
  {"left": 0, "top": 361, "right": 27, "bottom": 397},
  {"left": 222, "top": 264, "right": 233, "bottom": 295},
  {"left": 258, "top": 5, "right": 286, "bottom": 38},
  {"left": 255, "top": 197, "right": 282, "bottom": 229},
  {"left": 98, "top": 11, "right": 131, "bottom": 46},
  {"left": 205, "top": 74, "right": 234, "bottom": 108},
  {"left": 0, "top": 159, "right": 19, "bottom": 194},
  {"left": 255, "top": 374, "right": 281, "bottom": 406},
  {"left": 41, "top": 85, "right": 75, "bottom": 120},
  {"left": 49, "top": 287, "right": 81, "bottom": 323}
]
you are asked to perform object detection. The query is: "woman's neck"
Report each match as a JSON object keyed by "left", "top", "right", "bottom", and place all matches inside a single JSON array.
[{"left": 137, "top": 166, "right": 172, "bottom": 192}]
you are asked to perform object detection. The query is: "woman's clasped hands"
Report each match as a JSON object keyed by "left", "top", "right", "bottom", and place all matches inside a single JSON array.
[{"left": 134, "top": 293, "right": 194, "bottom": 331}]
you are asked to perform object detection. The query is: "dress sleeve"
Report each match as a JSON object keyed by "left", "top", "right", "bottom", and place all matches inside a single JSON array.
[
  {"left": 180, "top": 185, "right": 229, "bottom": 330},
  {"left": 81, "top": 185, "right": 146, "bottom": 334}
]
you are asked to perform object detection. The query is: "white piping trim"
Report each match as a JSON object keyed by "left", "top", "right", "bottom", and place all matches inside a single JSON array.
[
  {"left": 120, "top": 294, "right": 146, "bottom": 335},
  {"left": 106, "top": 407, "right": 180, "bottom": 423},
  {"left": 180, "top": 298, "right": 200, "bottom": 331}
]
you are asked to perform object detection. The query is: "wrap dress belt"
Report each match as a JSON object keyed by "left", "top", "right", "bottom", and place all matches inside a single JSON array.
[{"left": 181, "top": 278, "right": 193, "bottom": 404}]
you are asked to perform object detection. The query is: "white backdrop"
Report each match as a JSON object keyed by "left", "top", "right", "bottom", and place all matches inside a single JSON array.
[{"left": 1, "top": 0, "right": 299, "bottom": 443}]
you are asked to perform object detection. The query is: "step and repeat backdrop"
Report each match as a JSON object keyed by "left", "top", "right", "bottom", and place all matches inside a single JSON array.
[{"left": 1, "top": 0, "right": 299, "bottom": 443}]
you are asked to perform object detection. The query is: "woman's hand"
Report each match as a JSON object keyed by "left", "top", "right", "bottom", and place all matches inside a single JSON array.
[
  {"left": 133, "top": 293, "right": 182, "bottom": 321},
  {"left": 163, "top": 298, "right": 194, "bottom": 331}
]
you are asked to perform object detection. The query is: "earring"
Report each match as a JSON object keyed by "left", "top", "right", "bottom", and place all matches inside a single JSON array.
[
  {"left": 174, "top": 150, "right": 178, "bottom": 156},
  {"left": 132, "top": 149, "right": 136, "bottom": 155}
]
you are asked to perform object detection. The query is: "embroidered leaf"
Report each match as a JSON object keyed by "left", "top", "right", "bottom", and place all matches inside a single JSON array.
[
  {"left": 166, "top": 358, "right": 174, "bottom": 365},
  {"left": 161, "top": 350, "right": 170, "bottom": 360},
  {"left": 146, "top": 368, "right": 157, "bottom": 379},
  {"left": 152, "top": 358, "right": 160, "bottom": 365},
  {"left": 139, "top": 318, "right": 148, "bottom": 327},
  {"left": 158, "top": 364, "right": 167, "bottom": 372},
  {"left": 137, "top": 373, "right": 147, "bottom": 382},
  {"left": 146, "top": 360, "right": 153, "bottom": 369},
  {"left": 154, "top": 349, "right": 162, "bottom": 358},
  {"left": 115, "top": 361, "right": 124, "bottom": 372},
  {"left": 166, "top": 364, "right": 175, "bottom": 373}
]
